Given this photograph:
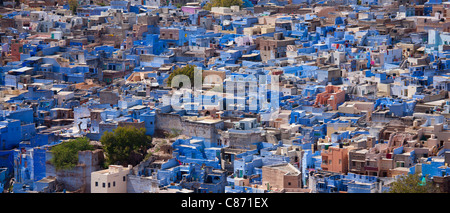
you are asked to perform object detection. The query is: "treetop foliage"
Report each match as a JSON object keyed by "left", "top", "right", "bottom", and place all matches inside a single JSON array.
[
  {"left": 388, "top": 173, "right": 439, "bottom": 193},
  {"left": 100, "top": 126, "right": 152, "bottom": 167},
  {"left": 203, "top": 0, "right": 243, "bottom": 12},
  {"left": 166, "top": 64, "right": 197, "bottom": 88},
  {"left": 50, "top": 137, "right": 94, "bottom": 171}
]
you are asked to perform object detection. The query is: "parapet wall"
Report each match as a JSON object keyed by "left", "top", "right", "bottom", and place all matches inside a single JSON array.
[{"left": 155, "top": 113, "right": 223, "bottom": 143}]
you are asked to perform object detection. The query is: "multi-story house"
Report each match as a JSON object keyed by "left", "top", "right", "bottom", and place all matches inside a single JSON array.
[
  {"left": 257, "top": 32, "right": 297, "bottom": 61},
  {"left": 349, "top": 149, "right": 368, "bottom": 175},
  {"left": 91, "top": 165, "right": 132, "bottom": 193},
  {"left": 321, "top": 146, "right": 352, "bottom": 174}
]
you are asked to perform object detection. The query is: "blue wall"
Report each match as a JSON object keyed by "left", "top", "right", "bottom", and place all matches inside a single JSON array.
[
  {"left": 141, "top": 111, "right": 156, "bottom": 136},
  {"left": 3, "top": 108, "right": 34, "bottom": 124},
  {"left": 0, "top": 120, "right": 22, "bottom": 150}
]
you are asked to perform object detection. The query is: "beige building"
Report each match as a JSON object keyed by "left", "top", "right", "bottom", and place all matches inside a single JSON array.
[
  {"left": 338, "top": 101, "right": 374, "bottom": 115},
  {"left": 257, "top": 33, "right": 297, "bottom": 61},
  {"left": 91, "top": 165, "right": 132, "bottom": 193},
  {"left": 243, "top": 25, "right": 276, "bottom": 36},
  {"left": 262, "top": 163, "right": 301, "bottom": 191}
]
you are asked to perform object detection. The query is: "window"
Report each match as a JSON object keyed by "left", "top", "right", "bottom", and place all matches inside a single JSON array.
[
  {"left": 108, "top": 182, "right": 110, "bottom": 188},
  {"left": 329, "top": 160, "right": 332, "bottom": 165},
  {"left": 339, "top": 159, "right": 342, "bottom": 165},
  {"left": 102, "top": 183, "right": 105, "bottom": 188},
  {"left": 113, "top": 181, "right": 116, "bottom": 187},
  {"left": 95, "top": 182, "right": 98, "bottom": 187},
  {"left": 123, "top": 176, "right": 126, "bottom": 182}
]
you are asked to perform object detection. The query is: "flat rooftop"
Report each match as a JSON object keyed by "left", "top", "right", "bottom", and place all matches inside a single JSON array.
[{"left": 264, "top": 163, "right": 300, "bottom": 175}]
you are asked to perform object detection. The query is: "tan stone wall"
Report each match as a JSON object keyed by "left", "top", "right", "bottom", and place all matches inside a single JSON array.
[
  {"left": 262, "top": 166, "right": 284, "bottom": 190},
  {"left": 160, "top": 29, "right": 180, "bottom": 40},
  {"left": 262, "top": 165, "right": 301, "bottom": 190}
]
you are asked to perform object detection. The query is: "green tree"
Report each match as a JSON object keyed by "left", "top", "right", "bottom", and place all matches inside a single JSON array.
[
  {"left": 69, "top": 0, "right": 79, "bottom": 15},
  {"left": 203, "top": 0, "right": 243, "bottom": 10},
  {"left": 50, "top": 137, "right": 94, "bottom": 170},
  {"left": 100, "top": 126, "right": 152, "bottom": 167},
  {"left": 388, "top": 173, "right": 439, "bottom": 193},
  {"left": 166, "top": 64, "right": 196, "bottom": 88}
]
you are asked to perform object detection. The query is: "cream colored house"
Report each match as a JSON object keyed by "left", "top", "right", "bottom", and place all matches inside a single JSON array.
[
  {"left": 243, "top": 25, "right": 275, "bottom": 36},
  {"left": 91, "top": 165, "right": 132, "bottom": 193}
]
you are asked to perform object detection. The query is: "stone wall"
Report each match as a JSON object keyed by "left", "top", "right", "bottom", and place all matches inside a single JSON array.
[
  {"left": 127, "top": 175, "right": 159, "bottom": 193},
  {"left": 118, "top": 121, "right": 146, "bottom": 129},
  {"left": 262, "top": 164, "right": 301, "bottom": 191},
  {"left": 155, "top": 113, "right": 184, "bottom": 133},
  {"left": 155, "top": 113, "right": 224, "bottom": 144},
  {"left": 262, "top": 166, "right": 284, "bottom": 190},
  {"left": 52, "top": 149, "right": 104, "bottom": 193},
  {"left": 99, "top": 90, "right": 120, "bottom": 105},
  {"left": 220, "top": 130, "right": 265, "bottom": 149}
]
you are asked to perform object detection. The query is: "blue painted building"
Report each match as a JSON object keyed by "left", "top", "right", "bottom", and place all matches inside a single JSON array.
[
  {"left": 140, "top": 111, "right": 156, "bottom": 136},
  {"left": 0, "top": 119, "right": 22, "bottom": 150}
]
